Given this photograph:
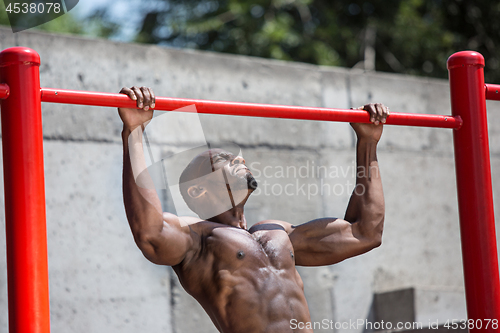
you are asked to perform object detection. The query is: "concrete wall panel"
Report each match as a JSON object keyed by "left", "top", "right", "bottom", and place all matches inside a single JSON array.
[{"left": 0, "top": 28, "right": 499, "bottom": 333}]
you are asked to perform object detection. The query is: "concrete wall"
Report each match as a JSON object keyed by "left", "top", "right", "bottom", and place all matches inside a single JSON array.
[{"left": 0, "top": 28, "right": 499, "bottom": 333}]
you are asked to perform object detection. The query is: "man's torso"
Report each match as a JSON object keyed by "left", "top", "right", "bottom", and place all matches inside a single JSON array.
[{"left": 173, "top": 220, "right": 312, "bottom": 333}]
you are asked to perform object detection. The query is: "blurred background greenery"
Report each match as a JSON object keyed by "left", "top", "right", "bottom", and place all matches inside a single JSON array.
[{"left": 1, "top": 0, "right": 499, "bottom": 82}]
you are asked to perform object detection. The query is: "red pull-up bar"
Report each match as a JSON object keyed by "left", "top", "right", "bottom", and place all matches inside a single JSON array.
[
  {"left": 1, "top": 47, "right": 499, "bottom": 333},
  {"left": 40, "top": 87, "right": 463, "bottom": 129},
  {"left": 0, "top": 47, "right": 50, "bottom": 333},
  {"left": 485, "top": 83, "right": 500, "bottom": 101},
  {"left": 448, "top": 51, "right": 500, "bottom": 326}
]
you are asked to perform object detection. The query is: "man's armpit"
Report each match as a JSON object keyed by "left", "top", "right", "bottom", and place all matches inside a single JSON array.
[{"left": 249, "top": 220, "right": 292, "bottom": 233}]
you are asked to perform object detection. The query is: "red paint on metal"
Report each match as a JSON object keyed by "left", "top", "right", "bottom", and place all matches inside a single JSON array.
[
  {"left": 40, "top": 87, "right": 462, "bottom": 129},
  {"left": 0, "top": 47, "right": 50, "bottom": 333},
  {"left": 0, "top": 83, "right": 10, "bottom": 99},
  {"left": 448, "top": 51, "right": 500, "bottom": 331},
  {"left": 485, "top": 84, "right": 500, "bottom": 101}
]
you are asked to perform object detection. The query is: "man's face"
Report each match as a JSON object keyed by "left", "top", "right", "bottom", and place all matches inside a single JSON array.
[
  {"left": 180, "top": 149, "right": 258, "bottom": 219},
  {"left": 207, "top": 150, "right": 257, "bottom": 193}
]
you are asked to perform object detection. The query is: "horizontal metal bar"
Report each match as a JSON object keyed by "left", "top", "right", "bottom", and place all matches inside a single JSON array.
[
  {"left": 485, "top": 84, "right": 500, "bottom": 101},
  {"left": 40, "top": 88, "right": 462, "bottom": 129}
]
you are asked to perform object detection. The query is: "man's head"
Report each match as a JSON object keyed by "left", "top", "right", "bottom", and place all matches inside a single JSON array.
[{"left": 179, "top": 149, "right": 257, "bottom": 220}]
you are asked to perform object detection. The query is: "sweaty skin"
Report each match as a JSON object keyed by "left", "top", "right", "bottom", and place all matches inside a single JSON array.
[{"left": 118, "top": 86, "right": 388, "bottom": 333}]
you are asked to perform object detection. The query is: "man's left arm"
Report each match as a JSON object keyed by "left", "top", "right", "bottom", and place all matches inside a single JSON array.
[{"left": 288, "top": 103, "right": 389, "bottom": 266}]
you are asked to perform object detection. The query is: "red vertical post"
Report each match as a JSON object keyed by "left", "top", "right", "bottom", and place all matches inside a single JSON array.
[
  {"left": 448, "top": 51, "right": 500, "bottom": 330},
  {"left": 0, "top": 47, "right": 50, "bottom": 333}
]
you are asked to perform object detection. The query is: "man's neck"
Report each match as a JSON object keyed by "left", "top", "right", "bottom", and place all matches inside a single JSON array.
[{"left": 208, "top": 205, "right": 247, "bottom": 229}]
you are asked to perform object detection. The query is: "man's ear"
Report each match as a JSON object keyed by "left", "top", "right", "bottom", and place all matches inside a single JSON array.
[{"left": 187, "top": 185, "right": 206, "bottom": 199}]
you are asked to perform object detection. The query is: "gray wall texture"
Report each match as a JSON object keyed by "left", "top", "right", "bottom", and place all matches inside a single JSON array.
[{"left": 1, "top": 28, "right": 500, "bottom": 333}]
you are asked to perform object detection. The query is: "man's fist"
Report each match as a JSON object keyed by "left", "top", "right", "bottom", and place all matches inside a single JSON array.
[
  {"left": 350, "top": 103, "right": 390, "bottom": 143},
  {"left": 118, "top": 86, "right": 156, "bottom": 132}
]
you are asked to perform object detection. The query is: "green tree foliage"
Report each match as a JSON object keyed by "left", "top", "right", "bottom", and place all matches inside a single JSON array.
[{"left": 133, "top": 0, "right": 500, "bottom": 82}]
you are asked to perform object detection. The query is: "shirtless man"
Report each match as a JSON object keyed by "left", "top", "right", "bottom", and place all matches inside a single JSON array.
[{"left": 118, "top": 86, "right": 389, "bottom": 333}]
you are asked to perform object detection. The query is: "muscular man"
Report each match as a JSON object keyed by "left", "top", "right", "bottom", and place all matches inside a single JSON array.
[{"left": 118, "top": 86, "right": 389, "bottom": 333}]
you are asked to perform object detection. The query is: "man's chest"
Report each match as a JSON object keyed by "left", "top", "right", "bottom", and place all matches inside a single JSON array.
[
  {"left": 204, "top": 226, "right": 296, "bottom": 270},
  {"left": 175, "top": 223, "right": 301, "bottom": 299}
]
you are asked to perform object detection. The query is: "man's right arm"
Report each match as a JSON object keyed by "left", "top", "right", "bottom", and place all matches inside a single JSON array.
[{"left": 120, "top": 86, "right": 196, "bottom": 266}]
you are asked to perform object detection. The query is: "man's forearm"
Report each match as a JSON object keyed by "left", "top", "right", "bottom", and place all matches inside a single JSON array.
[
  {"left": 122, "top": 126, "right": 163, "bottom": 240},
  {"left": 344, "top": 137, "right": 384, "bottom": 240}
]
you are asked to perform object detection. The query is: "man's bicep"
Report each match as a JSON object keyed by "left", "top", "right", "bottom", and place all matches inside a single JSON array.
[
  {"left": 141, "top": 213, "right": 199, "bottom": 266},
  {"left": 290, "top": 218, "right": 376, "bottom": 266}
]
